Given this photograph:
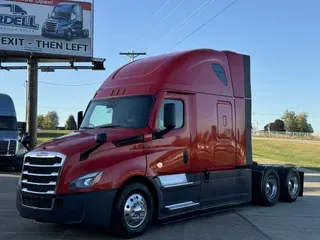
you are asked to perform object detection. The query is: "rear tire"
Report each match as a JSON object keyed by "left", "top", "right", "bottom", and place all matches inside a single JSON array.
[
  {"left": 110, "top": 182, "right": 154, "bottom": 238},
  {"left": 260, "top": 168, "right": 280, "bottom": 206},
  {"left": 279, "top": 167, "right": 301, "bottom": 202}
]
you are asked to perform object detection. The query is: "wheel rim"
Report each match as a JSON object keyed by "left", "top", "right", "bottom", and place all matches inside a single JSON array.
[
  {"left": 265, "top": 176, "right": 278, "bottom": 200},
  {"left": 123, "top": 193, "right": 147, "bottom": 228},
  {"left": 288, "top": 174, "right": 299, "bottom": 197}
]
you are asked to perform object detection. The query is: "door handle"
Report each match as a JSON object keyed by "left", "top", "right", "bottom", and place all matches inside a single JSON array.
[
  {"left": 183, "top": 151, "right": 188, "bottom": 164},
  {"left": 223, "top": 115, "right": 227, "bottom": 126}
]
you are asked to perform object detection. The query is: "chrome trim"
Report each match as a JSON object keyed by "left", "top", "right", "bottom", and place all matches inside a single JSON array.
[
  {"left": 22, "top": 171, "right": 59, "bottom": 177},
  {"left": 21, "top": 188, "right": 55, "bottom": 195},
  {"left": 158, "top": 174, "right": 192, "bottom": 187},
  {"left": 24, "top": 162, "right": 63, "bottom": 167},
  {"left": 165, "top": 201, "right": 200, "bottom": 211},
  {"left": 22, "top": 179, "right": 56, "bottom": 185},
  {"left": 163, "top": 182, "right": 194, "bottom": 188}
]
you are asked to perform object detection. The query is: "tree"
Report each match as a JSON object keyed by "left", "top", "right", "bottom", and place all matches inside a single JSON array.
[
  {"left": 65, "top": 115, "right": 77, "bottom": 130},
  {"left": 281, "top": 110, "right": 314, "bottom": 133},
  {"left": 43, "top": 111, "right": 59, "bottom": 129},
  {"left": 264, "top": 119, "right": 285, "bottom": 132},
  {"left": 37, "top": 114, "right": 46, "bottom": 128},
  {"left": 282, "top": 110, "right": 299, "bottom": 132}
]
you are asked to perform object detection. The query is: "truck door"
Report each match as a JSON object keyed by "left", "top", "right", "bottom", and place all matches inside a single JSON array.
[
  {"left": 196, "top": 95, "right": 238, "bottom": 209},
  {"left": 214, "top": 100, "right": 235, "bottom": 170},
  {"left": 145, "top": 92, "right": 201, "bottom": 217}
]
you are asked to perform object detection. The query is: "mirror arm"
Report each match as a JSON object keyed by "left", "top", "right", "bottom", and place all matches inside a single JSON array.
[{"left": 152, "top": 126, "right": 175, "bottom": 139}]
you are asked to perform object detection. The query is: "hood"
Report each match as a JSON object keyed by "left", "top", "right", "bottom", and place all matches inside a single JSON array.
[
  {"left": 0, "top": 130, "right": 18, "bottom": 140},
  {"left": 34, "top": 128, "right": 144, "bottom": 157}
]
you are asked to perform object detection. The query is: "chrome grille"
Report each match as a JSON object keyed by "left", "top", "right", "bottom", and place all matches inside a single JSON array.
[
  {"left": 0, "top": 139, "right": 17, "bottom": 155},
  {"left": 9, "top": 140, "right": 17, "bottom": 154},
  {"left": 20, "top": 151, "right": 66, "bottom": 209},
  {"left": 45, "top": 22, "right": 57, "bottom": 32},
  {"left": 0, "top": 140, "right": 9, "bottom": 155}
]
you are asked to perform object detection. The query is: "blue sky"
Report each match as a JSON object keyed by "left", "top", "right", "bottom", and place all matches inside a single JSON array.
[{"left": 0, "top": 0, "right": 319, "bottom": 133}]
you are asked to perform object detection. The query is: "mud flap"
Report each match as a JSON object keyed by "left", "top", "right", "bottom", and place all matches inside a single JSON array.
[{"left": 298, "top": 170, "right": 304, "bottom": 197}]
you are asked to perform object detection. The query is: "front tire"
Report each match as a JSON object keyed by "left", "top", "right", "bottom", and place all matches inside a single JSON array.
[{"left": 111, "top": 182, "right": 154, "bottom": 238}]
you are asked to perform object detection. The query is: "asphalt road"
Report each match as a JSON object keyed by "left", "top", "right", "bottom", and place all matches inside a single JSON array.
[{"left": 0, "top": 168, "right": 319, "bottom": 240}]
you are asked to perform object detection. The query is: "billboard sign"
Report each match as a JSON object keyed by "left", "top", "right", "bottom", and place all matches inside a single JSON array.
[{"left": 0, "top": 0, "right": 93, "bottom": 59}]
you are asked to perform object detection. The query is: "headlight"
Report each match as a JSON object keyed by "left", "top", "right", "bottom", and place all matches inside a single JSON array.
[
  {"left": 69, "top": 171, "right": 103, "bottom": 189},
  {"left": 16, "top": 142, "right": 27, "bottom": 156},
  {"left": 61, "top": 25, "right": 69, "bottom": 30}
]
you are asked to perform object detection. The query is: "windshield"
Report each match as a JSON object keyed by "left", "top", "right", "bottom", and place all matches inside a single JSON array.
[
  {"left": 0, "top": 116, "right": 17, "bottom": 131},
  {"left": 51, "top": 10, "right": 70, "bottom": 20},
  {"left": 80, "top": 95, "right": 154, "bottom": 129}
]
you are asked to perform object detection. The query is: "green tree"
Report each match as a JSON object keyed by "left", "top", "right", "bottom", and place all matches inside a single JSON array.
[
  {"left": 282, "top": 110, "right": 314, "bottom": 133},
  {"left": 264, "top": 119, "right": 285, "bottom": 132},
  {"left": 43, "top": 111, "right": 59, "bottom": 129},
  {"left": 282, "top": 110, "right": 298, "bottom": 132},
  {"left": 65, "top": 115, "right": 77, "bottom": 130},
  {"left": 37, "top": 114, "right": 46, "bottom": 128}
]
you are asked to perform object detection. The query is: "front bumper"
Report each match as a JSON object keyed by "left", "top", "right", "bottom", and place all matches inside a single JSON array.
[
  {"left": 0, "top": 155, "right": 23, "bottom": 168},
  {"left": 16, "top": 189, "right": 117, "bottom": 227}
]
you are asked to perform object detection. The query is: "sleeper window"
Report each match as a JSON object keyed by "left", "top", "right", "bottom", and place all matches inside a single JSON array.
[
  {"left": 211, "top": 64, "right": 228, "bottom": 86},
  {"left": 157, "top": 99, "right": 184, "bottom": 130}
]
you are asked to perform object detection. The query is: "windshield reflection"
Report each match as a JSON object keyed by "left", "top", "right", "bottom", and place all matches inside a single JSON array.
[{"left": 80, "top": 95, "right": 154, "bottom": 129}]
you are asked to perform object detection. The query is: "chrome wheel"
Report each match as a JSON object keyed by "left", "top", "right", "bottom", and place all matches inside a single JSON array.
[
  {"left": 265, "top": 176, "right": 278, "bottom": 200},
  {"left": 123, "top": 193, "right": 147, "bottom": 228},
  {"left": 288, "top": 174, "right": 299, "bottom": 197}
]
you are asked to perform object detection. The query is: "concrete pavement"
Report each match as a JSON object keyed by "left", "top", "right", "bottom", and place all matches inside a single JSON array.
[{"left": 0, "top": 167, "right": 319, "bottom": 240}]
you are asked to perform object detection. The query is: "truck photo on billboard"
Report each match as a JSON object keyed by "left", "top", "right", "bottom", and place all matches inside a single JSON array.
[{"left": 0, "top": 0, "right": 93, "bottom": 58}]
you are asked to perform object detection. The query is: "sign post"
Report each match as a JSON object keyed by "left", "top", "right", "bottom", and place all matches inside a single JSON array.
[
  {"left": 0, "top": 0, "right": 105, "bottom": 149},
  {"left": 27, "top": 57, "right": 38, "bottom": 149}
]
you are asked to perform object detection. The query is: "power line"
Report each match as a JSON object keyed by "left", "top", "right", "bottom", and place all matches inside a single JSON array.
[
  {"left": 128, "top": 0, "right": 171, "bottom": 46},
  {"left": 146, "top": 0, "right": 215, "bottom": 51},
  {"left": 165, "top": 0, "right": 240, "bottom": 53},
  {"left": 136, "top": 0, "right": 186, "bottom": 45},
  {"left": 38, "top": 81, "right": 103, "bottom": 87}
]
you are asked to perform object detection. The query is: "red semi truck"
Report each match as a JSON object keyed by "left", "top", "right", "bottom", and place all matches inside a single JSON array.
[{"left": 16, "top": 49, "right": 304, "bottom": 238}]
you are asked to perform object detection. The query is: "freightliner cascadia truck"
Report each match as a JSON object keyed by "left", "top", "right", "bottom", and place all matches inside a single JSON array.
[{"left": 16, "top": 49, "right": 305, "bottom": 238}]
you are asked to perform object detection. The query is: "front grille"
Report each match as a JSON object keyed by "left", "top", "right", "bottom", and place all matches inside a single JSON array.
[
  {"left": 0, "top": 140, "right": 9, "bottom": 155},
  {"left": 21, "top": 152, "right": 66, "bottom": 209},
  {"left": 9, "top": 140, "right": 17, "bottom": 154},
  {"left": 0, "top": 140, "right": 16, "bottom": 155},
  {"left": 45, "top": 22, "right": 57, "bottom": 32}
]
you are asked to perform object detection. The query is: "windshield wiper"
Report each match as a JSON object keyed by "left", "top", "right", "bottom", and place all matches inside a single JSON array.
[{"left": 97, "top": 124, "right": 122, "bottom": 129}]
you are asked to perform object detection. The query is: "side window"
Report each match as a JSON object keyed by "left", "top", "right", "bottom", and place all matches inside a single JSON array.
[
  {"left": 157, "top": 99, "right": 184, "bottom": 130},
  {"left": 211, "top": 64, "right": 228, "bottom": 86}
]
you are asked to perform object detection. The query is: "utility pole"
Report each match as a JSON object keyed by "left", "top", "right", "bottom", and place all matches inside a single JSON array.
[
  {"left": 119, "top": 49, "right": 146, "bottom": 62},
  {"left": 25, "top": 80, "right": 28, "bottom": 123},
  {"left": 26, "top": 57, "right": 38, "bottom": 149}
]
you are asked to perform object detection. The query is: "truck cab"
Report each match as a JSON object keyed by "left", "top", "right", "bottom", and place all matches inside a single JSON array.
[
  {"left": 0, "top": 93, "right": 27, "bottom": 171},
  {"left": 0, "top": 4, "right": 27, "bottom": 15},
  {"left": 16, "top": 49, "right": 304, "bottom": 238},
  {"left": 41, "top": 2, "right": 89, "bottom": 41}
]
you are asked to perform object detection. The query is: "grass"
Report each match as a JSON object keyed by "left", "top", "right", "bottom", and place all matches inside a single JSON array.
[
  {"left": 35, "top": 130, "right": 320, "bottom": 171},
  {"left": 36, "top": 130, "right": 72, "bottom": 146},
  {"left": 253, "top": 138, "right": 320, "bottom": 171}
]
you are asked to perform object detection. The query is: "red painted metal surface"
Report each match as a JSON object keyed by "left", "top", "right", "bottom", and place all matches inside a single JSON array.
[{"left": 31, "top": 48, "right": 248, "bottom": 193}]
